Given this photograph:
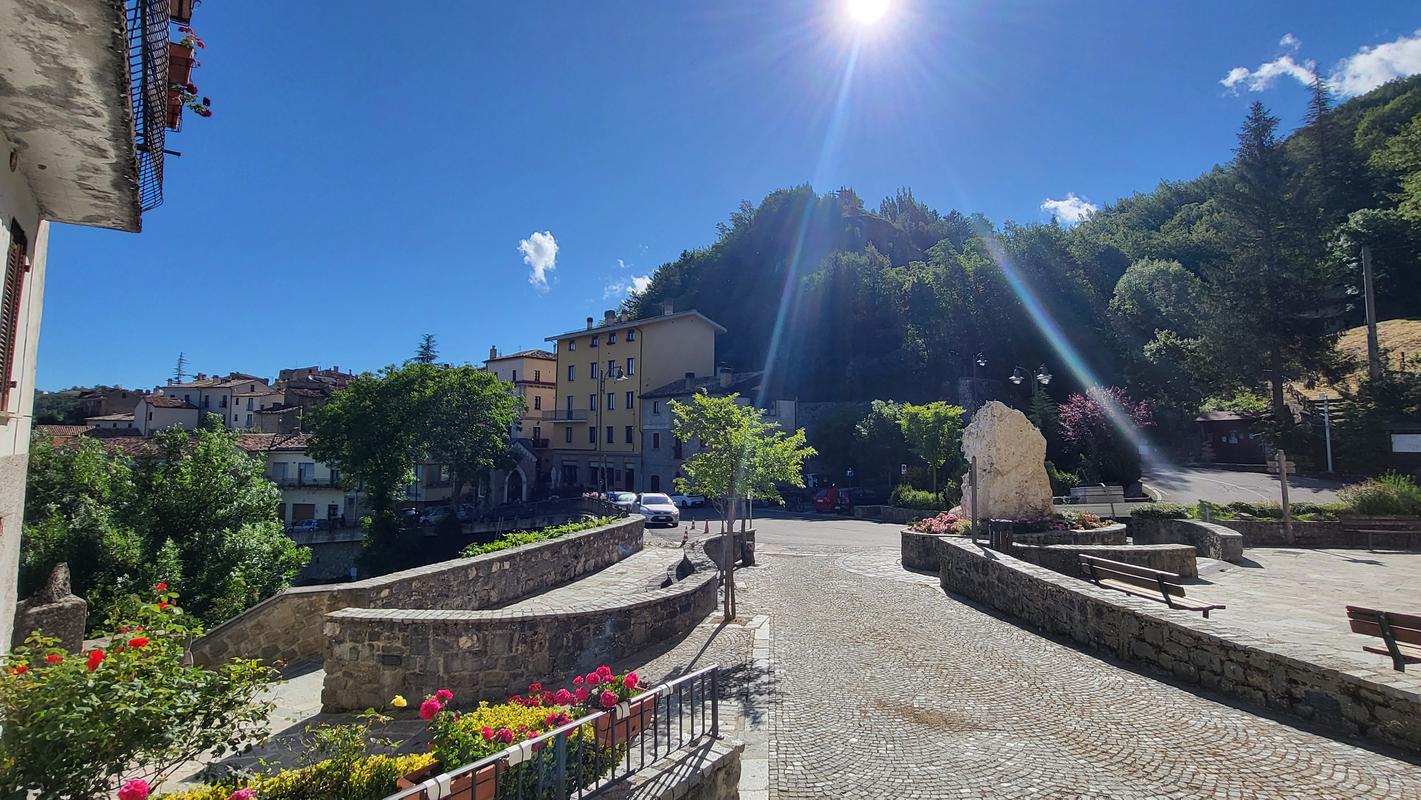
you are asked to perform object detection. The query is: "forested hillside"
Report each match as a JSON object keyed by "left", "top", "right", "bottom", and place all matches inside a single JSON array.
[{"left": 625, "top": 75, "right": 1421, "bottom": 457}]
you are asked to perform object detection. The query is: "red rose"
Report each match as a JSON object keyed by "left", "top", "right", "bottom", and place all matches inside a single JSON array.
[
  {"left": 44, "top": 653, "right": 62, "bottom": 665},
  {"left": 435, "top": 688, "right": 453, "bottom": 702},
  {"left": 128, "top": 637, "right": 149, "bottom": 649},
  {"left": 574, "top": 685, "right": 590, "bottom": 703},
  {"left": 419, "top": 698, "right": 442, "bottom": 721},
  {"left": 155, "top": 582, "right": 167, "bottom": 591},
  {"left": 87, "top": 649, "right": 105, "bottom": 671},
  {"left": 572, "top": 675, "right": 583, "bottom": 685},
  {"left": 8, "top": 664, "right": 27, "bottom": 675}
]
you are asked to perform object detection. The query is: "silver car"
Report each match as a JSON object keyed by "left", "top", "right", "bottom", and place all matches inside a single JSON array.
[
  {"left": 636, "top": 493, "right": 681, "bottom": 527},
  {"left": 607, "top": 491, "right": 639, "bottom": 512}
]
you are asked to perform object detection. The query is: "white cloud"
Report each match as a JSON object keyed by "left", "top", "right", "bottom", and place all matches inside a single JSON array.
[
  {"left": 1279, "top": 33, "right": 1300, "bottom": 51},
  {"left": 1220, "top": 54, "right": 1316, "bottom": 93},
  {"left": 1041, "top": 193, "right": 1098, "bottom": 226},
  {"left": 1328, "top": 29, "right": 1421, "bottom": 97},
  {"left": 603, "top": 274, "right": 652, "bottom": 299},
  {"left": 616, "top": 258, "right": 629, "bottom": 270},
  {"left": 630, "top": 275, "right": 652, "bottom": 294},
  {"left": 518, "top": 231, "right": 558, "bottom": 291}
]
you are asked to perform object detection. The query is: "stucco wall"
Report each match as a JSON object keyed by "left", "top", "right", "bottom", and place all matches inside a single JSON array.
[
  {"left": 191, "top": 516, "right": 645, "bottom": 666},
  {"left": 321, "top": 569, "right": 718, "bottom": 711},
  {"left": 935, "top": 537, "right": 1421, "bottom": 756},
  {"left": 1130, "top": 517, "right": 1244, "bottom": 561}
]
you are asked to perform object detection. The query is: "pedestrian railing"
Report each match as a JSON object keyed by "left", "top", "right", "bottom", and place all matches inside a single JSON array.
[{"left": 384, "top": 665, "right": 721, "bottom": 800}]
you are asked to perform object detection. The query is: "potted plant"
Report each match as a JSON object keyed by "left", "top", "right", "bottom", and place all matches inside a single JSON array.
[
  {"left": 574, "top": 666, "right": 656, "bottom": 746},
  {"left": 395, "top": 758, "right": 503, "bottom": 800},
  {"left": 164, "top": 88, "right": 183, "bottom": 129},
  {"left": 168, "top": 42, "right": 193, "bottom": 85}
]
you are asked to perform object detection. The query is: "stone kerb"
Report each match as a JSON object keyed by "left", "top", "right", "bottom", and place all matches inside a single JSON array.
[
  {"left": 901, "top": 523, "right": 1128, "bottom": 574},
  {"left": 934, "top": 535, "right": 1421, "bottom": 756},
  {"left": 191, "top": 516, "right": 645, "bottom": 667},
  {"left": 320, "top": 568, "right": 719, "bottom": 712},
  {"left": 1130, "top": 517, "right": 1244, "bottom": 561}
]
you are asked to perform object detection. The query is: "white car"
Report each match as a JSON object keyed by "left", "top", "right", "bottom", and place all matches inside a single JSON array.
[
  {"left": 670, "top": 492, "right": 707, "bottom": 508},
  {"left": 606, "top": 491, "right": 639, "bottom": 512},
  {"left": 636, "top": 493, "right": 681, "bottom": 527}
]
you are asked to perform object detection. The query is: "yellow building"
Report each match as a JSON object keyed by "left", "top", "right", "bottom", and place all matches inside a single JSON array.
[
  {"left": 483, "top": 347, "right": 558, "bottom": 447},
  {"left": 545, "top": 304, "right": 724, "bottom": 492}
]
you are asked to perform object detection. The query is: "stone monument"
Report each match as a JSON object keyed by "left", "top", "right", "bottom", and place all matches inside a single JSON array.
[
  {"left": 960, "top": 401, "right": 1052, "bottom": 521},
  {"left": 11, "top": 562, "right": 87, "bottom": 652}
]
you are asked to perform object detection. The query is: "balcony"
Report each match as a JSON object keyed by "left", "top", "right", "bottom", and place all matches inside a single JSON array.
[
  {"left": 268, "top": 475, "right": 341, "bottom": 489},
  {"left": 549, "top": 410, "right": 589, "bottom": 422}
]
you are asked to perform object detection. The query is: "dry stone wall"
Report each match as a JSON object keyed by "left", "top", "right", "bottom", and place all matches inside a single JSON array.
[
  {"left": 1130, "top": 517, "right": 1243, "bottom": 561},
  {"left": 935, "top": 536, "right": 1421, "bottom": 756},
  {"left": 1011, "top": 542, "right": 1198, "bottom": 578}
]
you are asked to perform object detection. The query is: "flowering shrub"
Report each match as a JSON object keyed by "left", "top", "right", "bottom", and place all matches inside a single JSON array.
[
  {"left": 155, "top": 753, "right": 436, "bottom": 800},
  {"left": 909, "top": 512, "right": 970, "bottom": 535},
  {"left": 1058, "top": 386, "right": 1154, "bottom": 484},
  {"left": 0, "top": 585, "right": 273, "bottom": 799},
  {"left": 461, "top": 516, "right": 618, "bottom": 557},
  {"left": 1054, "top": 510, "right": 1109, "bottom": 530}
]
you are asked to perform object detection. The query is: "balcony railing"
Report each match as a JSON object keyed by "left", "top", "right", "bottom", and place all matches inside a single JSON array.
[
  {"left": 384, "top": 665, "right": 720, "bottom": 800},
  {"left": 126, "top": 0, "right": 169, "bottom": 211},
  {"left": 268, "top": 476, "right": 341, "bottom": 489},
  {"left": 549, "top": 410, "right": 589, "bottom": 422}
]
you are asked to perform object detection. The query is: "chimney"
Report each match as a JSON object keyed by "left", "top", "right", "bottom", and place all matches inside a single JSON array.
[
  {"left": 661, "top": 301, "right": 674, "bottom": 316},
  {"left": 718, "top": 366, "right": 733, "bottom": 388},
  {"left": 684, "top": 371, "right": 696, "bottom": 390},
  {"left": 489, "top": 345, "right": 498, "bottom": 360},
  {"left": 586, "top": 316, "right": 594, "bottom": 330},
  {"left": 603, "top": 309, "right": 616, "bottom": 324}
]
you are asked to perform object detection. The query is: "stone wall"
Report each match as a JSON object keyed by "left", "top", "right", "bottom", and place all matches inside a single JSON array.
[
  {"left": 901, "top": 524, "right": 1128, "bottom": 574},
  {"left": 855, "top": 505, "right": 939, "bottom": 526},
  {"left": 320, "top": 569, "right": 718, "bottom": 711},
  {"left": 700, "top": 529, "right": 756, "bottom": 567},
  {"left": 1130, "top": 517, "right": 1243, "bottom": 562},
  {"left": 597, "top": 738, "right": 743, "bottom": 800},
  {"left": 192, "top": 517, "right": 645, "bottom": 666},
  {"left": 1010, "top": 542, "right": 1199, "bottom": 578},
  {"left": 935, "top": 536, "right": 1421, "bottom": 756},
  {"left": 11, "top": 564, "right": 86, "bottom": 652},
  {"left": 1215, "top": 518, "right": 1421, "bottom": 550}
]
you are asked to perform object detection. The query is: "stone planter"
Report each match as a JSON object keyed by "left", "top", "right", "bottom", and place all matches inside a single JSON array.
[
  {"left": 397, "top": 759, "right": 502, "bottom": 800},
  {"left": 595, "top": 692, "right": 657, "bottom": 746}
]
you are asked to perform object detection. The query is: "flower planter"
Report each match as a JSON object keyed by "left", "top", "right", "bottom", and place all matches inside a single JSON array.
[
  {"left": 594, "top": 693, "right": 657, "bottom": 746},
  {"left": 397, "top": 759, "right": 502, "bottom": 800},
  {"left": 164, "top": 89, "right": 182, "bottom": 130},
  {"left": 168, "top": 42, "right": 194, "bottom": 86},
  {"left": 169, "top": 0, "right": 195, "bottom": 23}
]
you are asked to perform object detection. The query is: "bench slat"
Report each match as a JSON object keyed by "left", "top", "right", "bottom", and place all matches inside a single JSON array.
[
  {"left": 1081, "top": 561, "right": 1185, "bottom": 597},
  {"left": 1363, "top": 643, "right": 1421, "bottom": 663},
  {"left": 1347, "top": 605, "right": 1421, "bottom": 631},
  {"left": 1348, "top": 617, "right": 1421, "bottom": 646},
  {"left": 1079, "top": 555, "right": 1181, "bottom": 581}
]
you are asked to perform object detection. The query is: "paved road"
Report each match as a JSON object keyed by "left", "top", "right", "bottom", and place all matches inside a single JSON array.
[
  {"left": 655, "top": 515, "right": 1421, "bottom": 799},
  {"left": 1143, "top": 463, "right": 1344, "bottom": 505}
]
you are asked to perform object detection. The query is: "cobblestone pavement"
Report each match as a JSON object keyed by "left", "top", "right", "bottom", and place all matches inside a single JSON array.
[
  {"left": 740, "top": 546, "right": 1421, "bottom": 800},
  {"left": 500, "top": 545, "right": 688, "bottom": 612}
]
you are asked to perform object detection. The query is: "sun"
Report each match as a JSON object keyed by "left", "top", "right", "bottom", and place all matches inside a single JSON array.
[{"left": 845, "top": 0, "right": 890, "bottom": 24}]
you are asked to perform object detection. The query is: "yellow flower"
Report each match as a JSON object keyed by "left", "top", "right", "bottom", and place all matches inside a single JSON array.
[{"left": 391, "top": 694, "right": 408, "bottom": 709}]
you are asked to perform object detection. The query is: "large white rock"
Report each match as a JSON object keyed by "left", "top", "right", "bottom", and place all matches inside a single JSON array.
[{"left": 960, "top": 401, "right": 1053, "bottom": 521}]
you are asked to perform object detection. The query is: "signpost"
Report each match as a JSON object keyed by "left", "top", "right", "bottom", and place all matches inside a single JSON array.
[{"left": 1267, "top": 449, "right": 1295, "bottom": 545}]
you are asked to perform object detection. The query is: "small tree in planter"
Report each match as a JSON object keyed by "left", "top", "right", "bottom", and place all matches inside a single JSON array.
[{"left": 0, "top": 584, "right": 273, "bottom": 799}]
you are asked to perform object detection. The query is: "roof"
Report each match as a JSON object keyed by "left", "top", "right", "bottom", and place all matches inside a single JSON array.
[
  {"left": 85, "top": 413, "right": 135, "bottom": 422},
  {"left": 143, "top": 395, "right": 199, "bottom": 409},
  {"left": 545, "top": 310, "right": 727, "bottom": 342},
  {"left": 232, "top": 390, "right": 279, "bottom": 397},
  {"left": 35, "top": 426, "right": 156, "bottom": 457},
  {"left": 641, "top": 371, "right": 765, "bottom": 400},
  {"left": 167, "top": 374, "right": 269, "bottom": 390},
  {"left": 253, "top": 404, "right": 302, "bottom": 415},
  {"left": 1194, "top": 411, "right": 1262, "bottom": 423},
  {"left": 488, "top": 349, "right": 556, "bottom": 362},
  {"left": 236, "top": 433, "right": 314, "bottom": 454}
]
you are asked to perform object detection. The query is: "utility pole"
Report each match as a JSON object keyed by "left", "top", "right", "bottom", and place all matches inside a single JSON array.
[
  {"left": 1319, "top": 393, "right": 1334, "bottom": 473},
  {"left": 173, "top": 352, "right": 189, "bottom": 383},
  {"left": 1363, "top": 245, "right": 1382, "bottom": 382}
]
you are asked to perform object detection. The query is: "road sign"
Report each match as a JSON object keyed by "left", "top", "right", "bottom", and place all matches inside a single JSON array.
[{"left": 900, "top": 463, "right": 908, "bottom": 476}]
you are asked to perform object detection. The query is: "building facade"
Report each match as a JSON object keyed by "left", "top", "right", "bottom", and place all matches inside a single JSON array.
[
  {"left": 155, "top": 373, "right": 278, "bottom": 430},
  {"left": 483, "top": 347, "right": 557, "bottom": 497},
  {"left": 1, "top": 0, "right": 178, "bottom": 648},
  {"left": 134, "top": 394, "right": 202, "bottom": 435},
  {"left": 544, "top": 305, "right": 723, "bottom": 493},
  {"left": 236, "top": 433, "right": 359, "bottom": 529}
]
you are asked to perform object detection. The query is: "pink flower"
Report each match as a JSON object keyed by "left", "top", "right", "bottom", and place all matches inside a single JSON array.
[
  {"left": 528, "top": 682, "right": 542, "bottom": 692},
  {"left": 624, "top": 672, "right": 639, "bottom": 690},
  {"left": 228, "top": 790, "right": 255, "bottom": 800},
  {"left": 118, "top": 779, "right": 150, "bottom": 800},
  {"left": 553, "top": 688, "right": 574, "bottom": 705},
  {"left": 585, "top": 673, "right": 601, "bottom": 687},
  {"left": 495, "top": 727, "right": 515, "bottom": 744},
  {"left": 596, "top": 665, "right": 614, "bottom": 680},
  {"left": 600, "top": 690, "right": 619, "bottom": 709},
  {"left": 574, "top": 685, "right": 590, "bottom": 703},
  {"left": 571, "top": 675, "right": 584, "bottom": 685},
  {"left": 435, "top": 688, "right": 453, "bottom": 702},
  {"left": 419, "top": 698, "right": 442, "bottom": 721},
  {"left": 481, "top": 726, "right": 494, "bottom": 740}
]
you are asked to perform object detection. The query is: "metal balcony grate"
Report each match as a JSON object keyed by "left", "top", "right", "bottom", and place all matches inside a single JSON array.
[{"left": 126, "top": 0, "right": 169, "bottom": 212}]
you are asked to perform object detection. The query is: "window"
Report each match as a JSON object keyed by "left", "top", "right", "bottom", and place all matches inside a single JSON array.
[
  {"left": 607, "top": 393, "right": 615, "bottom": 411},
  {"left": 627, "top": 330, "right": 636, "bottom": 342},
  {"left": 245, "top": 413, "right": 252, "bottom": 426},
  {"left": 625, "top": 425, "right": 633, "bottom": 444},
  {"left": 533, "top": 395, "right": 542, "bottom": 410},
  {"left": 512, "top": 369, "right": 517, "bottom": 382},
  {"left": 298, "top": 462, "right": 316, "bottom": 484},
  {"left": 653, "top": 432, "right": 661, "bottom": 449},
  {"left": 271, "top": 462, "right": 289, "bottom": 481},
  {"left": 591, "top": 335, "right": 599, "bottom": 348},
  {"left": 567, "top": 395, "right": 574, "bottom": 412},
  {"left": 589, "top": 394, "right": 596, "bottom": 411},
  {"left": 569, "top": 339, "right": 576, "bottom": 351},
  {"left": 532, "top": 426, "right": 541, "bottom": 440},
  {"left": 589, "top": 427, "right": 596, "bottom": 444},
  {"left": 219, "top": 396, "right": 227, "bottom": 408},
  {"left": 534, "top": 369, "right": 541, "bottom": 381},
  {"left": 203, "top": 396, "right": 210, "bottom": 408},
  {"left": 608, "top": 332, "right": 616, "bottom": 344},
  {"left": 606, "top": 425, "right": 615, "bottom": 444},
  {"left": 626, "top": 357, "right": 635, "bottom": 375},
  {"left": 590, "top": 362, "right": 599, "bottom": 379},
  {"left": 565, "top": 427, "right": 573, "bottom": 444},
  {"left": 653, "top": 400, "right": 661, "bottom": 415},
  {"left": 246, "top": 397, "right": 253, "bottom": 410},
  {"left": 650, "top": 474, "right": 660, "bottom": 491},
  {"left": 607, "top": 359, "right": 616, "bottom": 376},
  {"left": 626, "top": 391, "right": 634, "bottom": 409},
  {"left": 567, "top": 365, "right": 576, "bottom": 381}
]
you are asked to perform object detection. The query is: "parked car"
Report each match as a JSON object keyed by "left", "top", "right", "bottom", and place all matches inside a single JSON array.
[
  {"left": 812, "top": 485, "right": 853, "bottom": 513},
  {"left": 287, "top": 519, "right": 323, "bottom": 534},
  {"left": 606, "top": 491, "right": 639, "bottom": 511},
  {"left": 419, "top": 506, "right": 453, "bottom": 526},
  {"left": 636, "top": 493, "right": 681, "bottom": 527},
  {"left": 456, "top": 503, "right": 480, "bottom": 523},
  {"left": 669, "top": 492, "right": 707, "bottom": 508}
]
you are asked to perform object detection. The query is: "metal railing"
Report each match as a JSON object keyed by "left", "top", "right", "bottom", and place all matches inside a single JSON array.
[
  {"left": 126, "top": 0, "right": 169, "bottom": 211},
  {"left": 385, "top": 665, "right": 720, "bottom": 800},
  {"left": 549, "top": 410, "right": 589, "bottom": 422}
]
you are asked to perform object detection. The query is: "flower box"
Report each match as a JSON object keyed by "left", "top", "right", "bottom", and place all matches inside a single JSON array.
[
  {"left": 593, "top": 692, "right": 656, "bottom": 746},
  {"left": 164, "top": 89, "right": 182, "bottom": 129},
  {"left": 168, "top": 42, "right": 194, "bottom": 85},
  {"left": 169, "top": 0, "right": 195, "bottom": 23},
  {"left": 396, "top": 759, "right": 502, "bottom": 800}
]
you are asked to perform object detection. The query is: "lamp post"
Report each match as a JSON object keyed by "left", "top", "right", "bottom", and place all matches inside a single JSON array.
[
  {"left": 973, "top": 352, "right": 987, "bottom": 382},
  {"left": 1319, "top": 392, "right": 1334, "bottom": 473},
  {"left": 1009, "top": 363, "right": 1052, "bottom": 405},
  {"left": 596, "top": 365, "right": 628, "bottom": 496}
]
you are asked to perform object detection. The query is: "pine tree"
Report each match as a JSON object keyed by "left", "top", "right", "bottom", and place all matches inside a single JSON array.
[
  {"left": 173, "top": 352, "right": 189, "bottom": 383},
  {"left": 414, "top": 334, "right": 439, "bottom": 365}
]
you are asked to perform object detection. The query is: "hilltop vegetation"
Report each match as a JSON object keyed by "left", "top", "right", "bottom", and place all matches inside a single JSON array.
[{"left": 625, "top": 76, "right": 1421, "bottom": 461}]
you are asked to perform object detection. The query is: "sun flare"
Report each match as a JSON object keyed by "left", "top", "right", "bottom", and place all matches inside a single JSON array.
[{"left": 846, "top": 0, "right": 890, "bottom": 24}]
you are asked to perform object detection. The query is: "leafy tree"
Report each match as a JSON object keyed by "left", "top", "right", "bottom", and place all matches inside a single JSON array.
[
  {"left": 1058, "top": 386, "right": 1154, "bottom": 485},
  {"left": 1108, "top": 258, "right": 1205, "bottom": 343},
  {"left": 414, "top": 334, "right": 439, "bottom": 364},
  {"left": 896, "top": 402, "right": 965, "bottom": 494},
  {"left": 853, "top": 400, "right": 907, "bottom": 487}
]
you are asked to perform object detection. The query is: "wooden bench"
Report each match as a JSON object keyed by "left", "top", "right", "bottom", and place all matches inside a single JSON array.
[
  {"left": 1345, "top": 606, "right": 1421, "bottom": 672},
  {"left": 1078, "top": 555, "right": 1225, "bottom": 618},
  {"left": 1070, "top": 485, "right": 1126, "bottom": 504}
]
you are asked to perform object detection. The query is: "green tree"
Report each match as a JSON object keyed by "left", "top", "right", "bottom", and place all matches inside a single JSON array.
[
  {"left": 1108, "top": 258, "right": 1205, "bottom": 343},
  {"left": 896, "top": 402, "right": 965, "bottom": 494},
  {"left": 853, "top": 400, "right": 906, "bottom": 487},
  {"left": 413, "top": 334, "right": 439, "bottom": 364}
]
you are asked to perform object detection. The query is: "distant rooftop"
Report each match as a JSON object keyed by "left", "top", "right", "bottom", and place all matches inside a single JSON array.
[
  {"left": 642, "top": 370, "right": 764, "bottom": 400},
  {"left": 488, "top": 348, "right": 556, "bottom": 362},
  {"left": 545, "top": 309, "right": 726, "bottom": 342}
]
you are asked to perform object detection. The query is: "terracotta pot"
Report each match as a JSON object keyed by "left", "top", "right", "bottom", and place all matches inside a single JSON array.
[
  {"left": 164, "top": 89, "right": 182, "bottom": 130},
  {"left": 396, "top": 759, "right": 501, "bottom": 800},
  {"left": 168, "top": 43, "right": 194, "bottom": 86},
  {"left": 169, "top": 0, "right": 194, "bottom": 23},
  {"left": 594, "top": 693, "right": 657, "bottom": 746}
]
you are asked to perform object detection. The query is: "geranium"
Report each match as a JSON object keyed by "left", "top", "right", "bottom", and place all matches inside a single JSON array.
[
  {"left": 572, "top": 675, "right": 584, "bottom": 685},
  {"left": 435, "top": 688, "right": 453, "bottom": 702},
  {"left": 599, "top": 690, "right": 618, "bottom": 709},
  {"left": 585, "top": 672, "right": 601, "bottom": 687},
  {"left": 44, "top": 653, "right": 63, "bottom": 665},
  {"left": 228, "top": 789, "right": 256, "bottom": 800},
  {"left": 118, "top": 778, "right": 150, "bottom": 800},
  {"left": 154, "top": 582, "right": 168, "bottom": 592},
  {"left": 574, "top": 685, "right": 590, "bottom": 703},
  {"left": 87, "top": 649, "right": 105, "bottom": 672},
  {"left": 419, "top": 698, "right": 443, "bottom": 721},
  {"left": 128, "top": 637, "right": 149, "bottom": 649},
  {"left": 596, "top": 665, "right": 614, "bottom": 680},
  {"left": 494, "top": 728, "right": 514, "bottom": 744},
  {"left": 8, "top": 664, "right": 27, "bottom": 676}
]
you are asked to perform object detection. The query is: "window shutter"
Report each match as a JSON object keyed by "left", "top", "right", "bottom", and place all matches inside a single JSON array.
[{"left": 0, "top": 228, "right": 29, "bottom": 410}]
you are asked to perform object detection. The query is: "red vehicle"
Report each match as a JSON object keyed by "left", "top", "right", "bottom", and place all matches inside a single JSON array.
[{"left": 813, "top": 485, "right": 851, "bottom": 513}]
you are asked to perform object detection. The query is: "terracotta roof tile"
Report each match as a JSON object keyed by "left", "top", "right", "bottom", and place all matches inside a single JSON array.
[{"left": 144, "top": 395, "right": 198, "bottom": 409}]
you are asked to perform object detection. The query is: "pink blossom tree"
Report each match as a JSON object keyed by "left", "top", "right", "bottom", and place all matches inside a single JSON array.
[{"left": 1058, "top": 386, "right": 1154, "bottom": 484}]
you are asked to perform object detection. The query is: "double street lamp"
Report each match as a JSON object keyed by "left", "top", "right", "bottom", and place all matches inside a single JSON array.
[
  {"left": 596, "top": 365, "right": 628, "bottom": 496},
  {"left": 1010, "top": 363, "right": 1053, "bottom": 403}
]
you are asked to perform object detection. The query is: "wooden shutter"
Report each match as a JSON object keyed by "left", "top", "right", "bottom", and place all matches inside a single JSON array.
[{"left": 0, "top": 224, "right": 28, "bottom": 411}]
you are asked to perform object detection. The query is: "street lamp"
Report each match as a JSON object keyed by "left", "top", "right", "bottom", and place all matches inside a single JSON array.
[
  {"left": 973, "top": 352, "right": 987, "bottom": 382},
  {"left": 1010, "top": 364, "right": 1052, "bottom": 405},
  {"left": 596, "top": 365, "right": 628, "bottom": 496}
]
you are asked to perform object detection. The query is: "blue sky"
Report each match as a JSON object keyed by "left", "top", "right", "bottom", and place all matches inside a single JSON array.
[{"left": 37, "top": 1, "right": 1421, "bottom": 390}]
